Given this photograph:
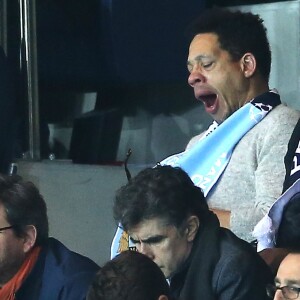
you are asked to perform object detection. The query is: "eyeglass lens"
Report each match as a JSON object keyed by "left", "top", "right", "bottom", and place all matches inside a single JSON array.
[{"left": 267, "top": 284, "right": 300, "bottom": 300}]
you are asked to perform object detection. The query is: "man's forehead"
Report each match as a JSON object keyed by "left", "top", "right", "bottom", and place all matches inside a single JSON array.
[
  {"left": 282, "top": 253, "right": 300, "bottom": 266},
  {"left": 188, "top": 33, "right": 224, "bottom": 61},
  {"left": 128, "top": 218, "right": 172, "bottom": 238},
  {"left": 275, "top": 277, "right": 300, "bottom": 286},
  {"left": 189, "top": 33, "right": 220, "bottom": 50},
  {"left": 277, "top": 253, "right": 300, "bottom": 281}
]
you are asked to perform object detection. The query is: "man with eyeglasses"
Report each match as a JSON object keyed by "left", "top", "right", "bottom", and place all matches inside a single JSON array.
[
  {"left": 0, "top": 174, "right": 100, "bottom": 300},
  {"left": 267, "top": 252, "right": 300, "bottom": 300}
]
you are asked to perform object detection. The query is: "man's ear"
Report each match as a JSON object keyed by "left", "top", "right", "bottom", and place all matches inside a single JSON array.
[
  {"left": 23, "top": 225, "right": 37, "bottom": 253},
  {"left": 185, "top": 215, "right": 199, "bottom": 242},
  {"left": 240, "top": 53, "right": 256, "bottom": 78}
]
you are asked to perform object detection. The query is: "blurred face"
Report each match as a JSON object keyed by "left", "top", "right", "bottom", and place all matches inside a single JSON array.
[
  {"left": 128, "top": 217, "right": 196, "bottom": 279},
  {"left": 274, "top": 253, "right": 300, "bottom": 300},
  {"left": 0, "top": 204, "right": 27, "bottom": 286},
  {"left": 187, "top": 33, "right": 250, "bottom": 123}
]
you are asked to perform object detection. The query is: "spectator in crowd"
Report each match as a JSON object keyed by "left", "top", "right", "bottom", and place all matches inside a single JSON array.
[
  {"left": 276, "top": 193, "right": 300, "bottom": 250},
  {"left": 159, "top": 7, "right": 300, "bottom": 242},
  {"left": 87, "top": 250, "right": 171, "bottom": 300},
  {"left": 113, "top": 165, "right": 273, "bottom": 300},
  {"left": 0, "top": 174, "right": 99, "bottom": 300},
  {"left": 266, "top": 252, "right": 300, "bottom": 300},
  {"left": 253, "top": 118, "right": 300, "bottom": 274},
  {"left": 282, "top": 119, "right": 300, "bottom": 194},
  {"left": 256, "top": 192, "right": 300, "bottom": 276}
]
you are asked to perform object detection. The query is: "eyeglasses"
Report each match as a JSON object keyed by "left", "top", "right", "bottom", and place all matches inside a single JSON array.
[
  {"left": 266, "top": 284, "right": 300, "bottom": 299},
  {"left": 0, "top": 225, "right": 15, "bottom": 232}
]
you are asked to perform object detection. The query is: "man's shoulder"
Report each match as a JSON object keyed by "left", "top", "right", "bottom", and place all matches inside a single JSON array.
[
  {"left": 216, "top": 229, "right": 271, "bottom": 273},
  {"left": 186, "top": 132, "right": 205, "bottom": 150},
  {"left": 264, "top": 104, "right": 300, "bottom": 124},
  {"left": 210, "top": 229, "right": 273, "bottom": 300},
  {"left": 16, "top": 239, "right": 100, "bottom": 300},
  {"left": 218, "top": 229, "right": 256, "bottom": 256},
  {"left": 239, "top": 104, "right": 300, "bottom": 144},
  {"left": 45, "top": 237, "right": 100, "bottom": 274},
  {"left": 35, "top": 238, "right": 100, "bottom": 299}
]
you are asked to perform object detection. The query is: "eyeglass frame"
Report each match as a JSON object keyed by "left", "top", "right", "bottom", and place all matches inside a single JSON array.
[{"left": 266, "top": 283, "right": 300, "bottom": 299}]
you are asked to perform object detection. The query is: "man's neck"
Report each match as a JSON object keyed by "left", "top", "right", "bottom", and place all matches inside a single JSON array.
[
  {"left": 246, "top": 78, "right": 269, "bottom": 103},
  {"left": 0, "top": 269, "right": 18, "bottom": 288},
  {"left": 0, "top": 252, "right": 34, "bottom": 288}
]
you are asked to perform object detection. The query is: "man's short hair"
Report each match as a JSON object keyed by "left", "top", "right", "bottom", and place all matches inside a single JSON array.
[
  {"left": 276, "top": 193, "right": 300, "bottom": 250},
  {"left": 187, "top": 8, "right": 271, "bottom": 81},
  {"left": 113, "top": 165, "right": 209, "bottom": 231},
  {"left": 0, "top": 174, "right": 49, "bottom": 246},
  {"left": 86, "top": 250, "right": 170, "bottom": 300}
]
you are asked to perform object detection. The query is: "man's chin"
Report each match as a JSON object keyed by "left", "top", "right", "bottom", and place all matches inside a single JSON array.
[{"left": 211, "top": 111, "right": 230, "bottom": 124}]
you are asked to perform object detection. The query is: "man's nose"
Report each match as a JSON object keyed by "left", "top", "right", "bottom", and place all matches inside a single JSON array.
[
  {"left": 138, "top": 243, "right": 154, "bottom": 260},
  {"left": 188, "top": 68, "right": 206, "bottom": 87},
  {"left": 273, "top": 289, "right": 284, "bottom": 300}
]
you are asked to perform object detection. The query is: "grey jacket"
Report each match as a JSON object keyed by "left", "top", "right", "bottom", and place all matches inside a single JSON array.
[{"left": 187, "top": 103, "right": 300, "bottom": 241}]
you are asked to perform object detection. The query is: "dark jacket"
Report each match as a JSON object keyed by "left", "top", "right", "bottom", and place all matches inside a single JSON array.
[
  {"left": 170, "top": 213, "right": 273, "bottom": 300},
  {"left": 283, "top": 118, "right": 300, "bottom": 193},
  {"left": 15, "top": 237, "right": 100, "bottom": 300}
]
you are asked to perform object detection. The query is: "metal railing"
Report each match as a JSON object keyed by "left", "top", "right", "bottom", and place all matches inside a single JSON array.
[{"left": 19, "top": 0, "right": 40, "bottom": 160}]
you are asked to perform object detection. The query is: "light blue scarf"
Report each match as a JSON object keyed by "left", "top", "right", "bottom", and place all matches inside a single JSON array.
[
  {"left": 160, "top": 99, "right": 274, "bottom": 196},
  {"left": 111, "top": 91, "right": 280, "bottom": 258}
]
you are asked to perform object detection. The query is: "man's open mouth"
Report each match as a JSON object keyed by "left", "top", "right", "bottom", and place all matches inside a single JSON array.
[
  {"left": 200, "top": 93, "right": 217, "bottom": 106},
  {"left": 199, "top": 93, "right": 218, "bottom": 114}
]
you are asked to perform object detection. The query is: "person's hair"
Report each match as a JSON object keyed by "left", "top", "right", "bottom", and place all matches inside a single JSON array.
[
  {"left": 113, "top": 165, "right": 209, "bottom": 231},
  {"left": 0, "top": 174, "right": 49, "bottom": 246},
  {"left": 86, "top": 250, "right": 170, "bottom": 300},
  {"left": 187, "top": 7, "right": 271, "bottom": 81},
  {"left": 276, "top": 193, "right": 300, "bottom": 250}
]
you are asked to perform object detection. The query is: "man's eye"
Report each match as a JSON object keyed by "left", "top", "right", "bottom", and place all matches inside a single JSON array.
[
  {"left": 203, "top": 62, "right": 213, "bottom": 68},
  {"left": 288, "top": 287, "right": 300, "bottom": 292},
  {"left": 129, "top": 238, "right": 140, "bottom": 244},
  {"left": 147, "top": 237, "right": 164, "bottom": 244}
]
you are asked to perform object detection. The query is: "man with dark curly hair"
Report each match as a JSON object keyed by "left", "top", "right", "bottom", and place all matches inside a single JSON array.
[
  {"left": 159, "top": 7, "right": 300, "bottom": 243},
  {"left": 113, "top": 165, "right": 273, "bottom": 300}
]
